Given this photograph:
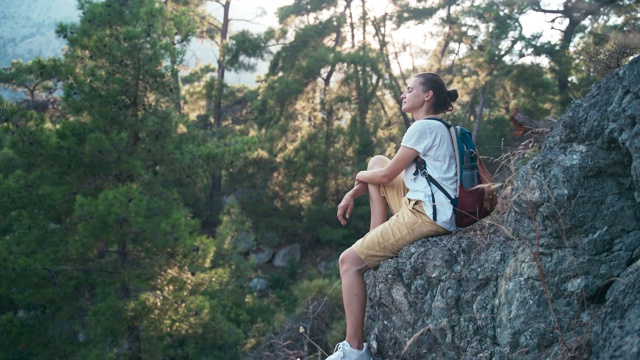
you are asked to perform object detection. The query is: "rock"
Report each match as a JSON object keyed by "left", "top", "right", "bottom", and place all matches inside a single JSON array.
[
  {"left": 223, "top": 194, "right": 236, "bottom": 204},
  {"left": 248, "top": 278, "right": 268, "bottom": 292},
  {"left": 273, "top": 243, "right": 301, "bottom": 267},
  {"left": 316, "top": 257, "right": 336, "bottom": 274},
  {"left": 590, "top": 259, "right": 640, "bottom": 359},
  {"left": 250, "top": 246, "right": 274, "bottom": 266},
  {"left": 231, "top": 232, "right": 255, "bottom": 254},
  {"left": 364, "top": 57, "right": 640, "bottom": 359}
]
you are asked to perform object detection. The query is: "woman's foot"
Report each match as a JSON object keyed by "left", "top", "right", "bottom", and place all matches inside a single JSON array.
[{"left": 326, "top": 340, "right": 373, "bottom": 360}]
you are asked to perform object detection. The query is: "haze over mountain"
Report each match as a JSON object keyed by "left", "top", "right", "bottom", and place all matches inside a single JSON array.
[
  {"left": 0, "top": 0, "right": 79, "bottom": 67},
  {"left": 0, "top": 0, "right": 79, "bottom": 99},
  {"left": 0, "top": 0, "right": 285, "bottom": 100}
]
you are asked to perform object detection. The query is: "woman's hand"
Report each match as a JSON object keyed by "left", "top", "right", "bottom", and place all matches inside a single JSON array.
[
  {"left": 337, "top": 191, "right": 355, "bottom": 226},
  {"left": 338, "top": 174, "right": 370, "bottom": 225}
]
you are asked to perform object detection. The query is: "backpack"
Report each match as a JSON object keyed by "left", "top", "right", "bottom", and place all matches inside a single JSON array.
[{"left": 414, "top": 118, "right": 498, "bottom": 228}]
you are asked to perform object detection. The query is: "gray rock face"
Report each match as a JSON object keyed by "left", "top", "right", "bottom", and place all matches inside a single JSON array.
[
  {"left": 365, "top": 57, "right": 640, "bottom": 359},
  {"left": 273, "top": 243, "right": 301, "bottom": 267},
  {"left": 250, "top": 246, "right": 274, "bottom": 266},
  {"left": 248, "top": 277, "right": 269, "bottom": 292},
  {"left": 232, "top": 232, "right": 255, "bottom": 254}
]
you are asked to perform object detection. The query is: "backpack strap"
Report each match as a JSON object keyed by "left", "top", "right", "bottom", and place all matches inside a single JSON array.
[
  {"left": 424, "top": 117, "right": 451, "bottom": 130},
  {"left": 426, "top": 174, "right": 455, "bottom": 203},
  {"left": 449, "top": 127, "right": 461, "bottom": 197},
  {"left": 413, "top": 117, "right": 458, "bottom": 222},
  {"left": 413, "top": 156, "right": 452, "bottom": 222}
]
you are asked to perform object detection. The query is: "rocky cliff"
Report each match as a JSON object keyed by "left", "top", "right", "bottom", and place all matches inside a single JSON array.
[{"left": 365, "top": 57, "right": 640, "bottom": 359}]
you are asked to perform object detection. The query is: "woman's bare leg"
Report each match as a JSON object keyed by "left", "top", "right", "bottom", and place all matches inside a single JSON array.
[
  {"left": 339, "top": 248, "right": 370, "bottom": 350},
  {"left": 337, "top": 155, "right": 390, "bottom": 350},
  {"left": 367, "top": 155, "right": 389, "bottom": 230}
]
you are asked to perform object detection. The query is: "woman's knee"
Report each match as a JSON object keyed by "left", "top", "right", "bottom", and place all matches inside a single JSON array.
[
  {"left": 367, "top": 155, "right": 389, "bottom": 170},
  {"left": 339, "top": 248, "right": 369, "bottom": 275}
]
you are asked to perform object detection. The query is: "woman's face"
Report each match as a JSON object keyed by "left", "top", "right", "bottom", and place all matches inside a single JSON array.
[{"left": 401, "top": 77, "right": 432, "bottom": 114}]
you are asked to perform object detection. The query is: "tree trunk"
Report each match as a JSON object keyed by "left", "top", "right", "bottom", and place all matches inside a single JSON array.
[
  {"left": 207, "top": 0, "right": 231, "bottom": 226},
  {"left": 127, "top": 323, "right": 142, "bottom": 360},
  {"left": 213, "top": 0, "right": 230, "bottom": 129},
  {"left": 472, "top": 87, "right": 484, "bottom": 144},
  {"left": 436, "top": 3, "right": 454, "bottom": 75},
  {"left": 117, "top": 240, "right": 141, "bottom": 360},
  {"left": 164, "top": 0, "right": 182, "bottom": 114},
  {"left": 353, "top": 0, "right": 375, "bottom": 164},
  {"left": 169, "top": 50, "right": 182, "bottom": 114},
  {"left": 316, "top": 2, "right": 349, "bottom": 204},
  {"left": 533, "top": 0, "right": 618, "bottom": 108},
  {"left": 370, "top": 13, "right": 411, "bottom": 129},
  {"left": 555, "top": 18, "right": 579, "bottom": 108}
]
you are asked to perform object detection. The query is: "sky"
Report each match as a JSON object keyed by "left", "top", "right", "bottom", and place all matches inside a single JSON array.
[
  {"left": 214, "top": 0, "right": 291, "bottom": 31},
  {"left": 186, "top": 0, "right": 292, "bottom": 84},
  {"left": 206, "top": 0, "right": 561, "bottom": 84},
  {"left": 0, "top": 0, "right": 562, "bottom": 86}
]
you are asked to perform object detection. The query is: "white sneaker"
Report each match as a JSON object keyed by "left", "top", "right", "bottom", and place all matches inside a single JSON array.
[{"left": 326, "top": 340, "right": 373, "bottom": 360}]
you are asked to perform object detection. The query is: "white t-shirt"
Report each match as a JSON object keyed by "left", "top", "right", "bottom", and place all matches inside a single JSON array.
[{"left": 401, "top": 119, "right": 457, "bottom": 231}]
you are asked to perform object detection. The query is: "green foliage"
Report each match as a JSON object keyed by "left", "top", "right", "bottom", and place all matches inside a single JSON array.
[
  {"left": 473, "top": 115, "right": 514, "bottom": 159},
  {"left": 259, "top": 76, "right": 307, "bottom": 111},
  {"left": 164, "top": 125, "right": 261, "bottom": 226},
  {"left": 292, "top": 278, "right": 342, "bottom": 311},
  {"left": 1, "top": 0, "right": 634, "bottom": 358},
  {"left": 0, "top": 58, "right": 65, "bottom": 100},
  {"left": 0, "top": 147, "right": 20, "bottom": 175},
  {"left": 576, "top": 25, "right": 640, "bottom": 80},
  {"left": 181, "top": 64, "right": 217, "bottom": 86},
  {"left": 268, "top": 19, "right": 336, "bottom": 78},
  {"left": 0, "top": 0, "right": 270, "bottom": 358},
  {"left": 503, "top": 64, "right": 556, "bottom": 119},
  {"left": 304, "top": 198, "right": 369, "bottom": 247},
  {"left": 394, "top": 2, "right": 441, "bottom": 26},
  {"left": 277, "top": 0, "right": 339, "bottom": 23},
  {"left": 226, "top": 30, "right": 272, "bottom": 72},
  {"left": 57, "top": 1, "right": 180, "bottom": 117}
]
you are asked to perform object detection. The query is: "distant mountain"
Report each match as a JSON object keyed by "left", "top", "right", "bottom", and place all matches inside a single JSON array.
[
  {"left": 0, "top": 0, "right": 275, "bottom": 101},
  {"left": 0, "top": 0, "right": 80, "bottom": 67},
  {"left": 0, "top": 0, "right": 79, "bottom": 99}
]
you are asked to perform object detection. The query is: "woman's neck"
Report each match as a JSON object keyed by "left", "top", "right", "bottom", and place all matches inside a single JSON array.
[
  {"left": 414, "top": 112, "right": 439, "bottom": 121},
  {"left": 412, "top": 106, "right": 437, "bottom": 121}
]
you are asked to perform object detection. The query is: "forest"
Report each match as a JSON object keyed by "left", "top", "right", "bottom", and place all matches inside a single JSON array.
[{"left": 0, "top": 0, "right": 638, "bottom": 359}]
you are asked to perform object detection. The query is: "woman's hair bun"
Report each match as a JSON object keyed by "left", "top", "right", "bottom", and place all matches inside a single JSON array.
[
  {"left": 414, "top": 72, "right": 458, "bottom": 113},
  {"left": 447, "top": 89, "right": 459, "bottom": 103}
]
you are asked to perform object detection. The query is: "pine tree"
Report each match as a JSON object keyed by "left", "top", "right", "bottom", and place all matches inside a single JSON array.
[{"left": 0, "top": 0, "right": 251, "bottom": 358}]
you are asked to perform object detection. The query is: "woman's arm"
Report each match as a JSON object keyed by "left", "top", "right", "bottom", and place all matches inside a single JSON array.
[
  {"left": 337, "top": 181, "right": 368, "bottom": 226},
  {"left": 355, "top": 145, "right": 419, "bottom": 185},
  {"left": 337, "top": 146, "right": 418, "bottom": 225}
]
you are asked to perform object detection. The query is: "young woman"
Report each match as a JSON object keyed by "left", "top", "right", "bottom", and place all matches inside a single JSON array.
[{"left": 328, "top": 72, "right": 459, "bottom": 360}]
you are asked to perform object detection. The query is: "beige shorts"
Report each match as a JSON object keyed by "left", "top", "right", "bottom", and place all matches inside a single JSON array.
[{"left": 352, "top": 158, "right": 450, "bottom": 270}]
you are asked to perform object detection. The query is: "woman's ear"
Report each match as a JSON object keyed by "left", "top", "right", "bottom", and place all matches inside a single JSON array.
[{"left": 423, "top": 90, "right": 434, "bottom": 102}]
